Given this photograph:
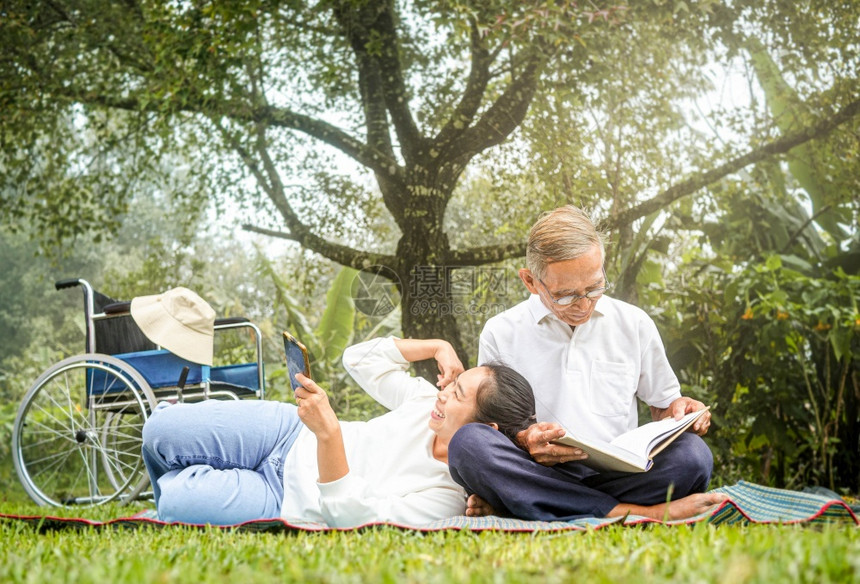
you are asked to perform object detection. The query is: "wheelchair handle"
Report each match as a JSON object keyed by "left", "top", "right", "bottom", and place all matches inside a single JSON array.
[{"left": 55, "top": 279, "right": 82, "bottom": 290}]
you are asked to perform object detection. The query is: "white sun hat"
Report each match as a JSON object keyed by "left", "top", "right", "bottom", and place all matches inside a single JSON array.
[{"left": 130, "top": 287, "right": 216, "bottom": 366}]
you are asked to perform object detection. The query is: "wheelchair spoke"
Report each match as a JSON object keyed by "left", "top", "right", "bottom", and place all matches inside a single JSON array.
[
  {"left": 25, "top": 446, "right": 77, "bottom": 475},
  {"left": 21, "top": 419, "right": 71, "bottom": 439},
  {"left": 74, "top": 445, "right": 103, "bottom": 499},
  {"left": 108, "top": 436, "right": 144, "bottom": 454},
  {"left": 18, "top": 431, "right": 75, "bottom": 456},
  {"left": 98, "top": 448, "right": 139, "bottom": 479},
  {"left": 99, "top": 411, "right": 146, "bottom": 488},
  {"left": 20, "top": 413, "right": 79, "bottom": 437},
  {"left": 108, "top": 418, "right": 146, "bottom": 441},
  {"left": 89, "top": 432, "right": 142, "bottom": 493},
  {"left": 25, "top": 447, "right": 83, "bottom": 502},
  {"left": 29, "top": 384, "right": 82, "bottom": 436},
  {"left": 60, "top": 368, "right": 89, "bottom": 435}
]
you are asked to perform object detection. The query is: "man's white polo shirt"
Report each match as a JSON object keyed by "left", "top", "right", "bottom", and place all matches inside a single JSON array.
[{"left": 478, "top": 294, "right": 680, "bottom": 443}]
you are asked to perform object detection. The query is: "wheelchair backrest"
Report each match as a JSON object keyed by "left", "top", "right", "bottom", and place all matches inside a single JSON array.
[{"left": 91, "top": 290, "right": 157, "bottom": 355}]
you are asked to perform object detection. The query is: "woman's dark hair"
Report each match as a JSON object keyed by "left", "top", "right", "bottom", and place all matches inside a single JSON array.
[{"left": 472, "top": 362, "right": 536, "bottom": 443}]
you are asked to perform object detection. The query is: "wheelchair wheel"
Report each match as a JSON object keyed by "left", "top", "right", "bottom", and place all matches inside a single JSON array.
[
  {"left": 13, "top": 354, "right": 157, "bottom": 507},
  {"left": 100, "top": 409, "right": 152, "bottom": 502}
]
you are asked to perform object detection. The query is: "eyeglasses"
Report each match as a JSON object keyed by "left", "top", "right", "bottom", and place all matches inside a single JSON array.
[{"left": 537, "top": 269, "right": 609, "bottom": 306}]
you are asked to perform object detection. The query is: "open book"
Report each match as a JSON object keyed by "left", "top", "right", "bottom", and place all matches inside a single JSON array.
[{"left": 552, "top": 407, "right": 710, "bottom": 473}]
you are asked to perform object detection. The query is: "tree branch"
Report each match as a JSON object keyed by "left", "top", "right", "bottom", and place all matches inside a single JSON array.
[
  {"left": 253, "top": 121, "right": 299, "bottom": 228},
  {"left": 371, "top": 1, "right": 424, "bottom": 158},
  {"left": 434, "top": 19, "right": 494, "bottom": 147},
  {"left": 28, "top": 2, "right": 396, "bottom": 177},
  {"left": 255, "top": 105, "right": 400, "bottom": 180},
  {"left": 216, "top": 116, "right": 319, "bottom": 255},
  {"left": 242, "top": 224, "right": 397, "bottom": 270},
  {"left": 606, "top": 97, "right": 860, "bottom": 230},
  {"left": 56, "top": 83, "right": 402, "bottom": 183},
  {"left": 43, "top": 0, "right": 153, "bottom": 74},
  {"left": 780, "top": 204, "right": 832, "bottom": 255},
  {"left": 330, "top": 1, "right": 396, "bottom": 160},
  {"left": 220, "top": 115, "right": 398, "bottom": 272},
  {"left": 215, "top": 121, "right": 275, "bottom": 197},
  {"left": 447, "top": 241, "right": 527, "bottom": 266},
  {"left": 448, "top": 98, "right": 860, "bottom": 266},
  {"left": 442, "top": 49, "right": 548, "bottom": 165}
]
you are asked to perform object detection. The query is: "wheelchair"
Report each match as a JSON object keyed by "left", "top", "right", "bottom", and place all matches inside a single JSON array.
[{"left": 12, "top": 278, "right": 266, "bottom": 507}]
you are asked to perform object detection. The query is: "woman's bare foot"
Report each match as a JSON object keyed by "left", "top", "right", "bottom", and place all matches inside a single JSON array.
[{"left": 608, "top": 492, "right": 730, "bottom": 520}]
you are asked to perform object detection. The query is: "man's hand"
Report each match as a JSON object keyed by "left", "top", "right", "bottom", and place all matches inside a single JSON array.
[
  {"left": 465, "top": 494, "right": 495, "bottom": 517},
  {"left": 650, "top": 396, "right": 711, "bottom": 436},
  {"left": 516, "top": 422, "right": 588, "bottom": 466}
]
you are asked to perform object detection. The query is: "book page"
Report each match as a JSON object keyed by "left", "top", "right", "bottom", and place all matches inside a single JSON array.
[
  {"left": 553, "top": 407, "right": 709, "bottom": 473},
  {"left": 609, "top": 408, "right": 708, "bottom": 459}
]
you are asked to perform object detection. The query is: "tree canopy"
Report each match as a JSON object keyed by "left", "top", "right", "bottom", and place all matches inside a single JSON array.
[{"left": 1, "top": 0, "right": 858, "bottom": 369}]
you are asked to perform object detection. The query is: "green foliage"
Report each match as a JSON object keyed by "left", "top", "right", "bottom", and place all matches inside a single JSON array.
[
  {"left": 2, "top": 0, "right": 858, "bottom": 373},
  {"left": 726, "top": 261, "right": 857, "bottom": 491},
  {"left": 743, "top": 33, "right": 858, "bottom": 264},
  {"left": 256, "top": 252, "right": 396, "bottom": 419},
  {"left": 312, "top": 267, "right": 358, "bottom": 365},
  {"left": 660, "top": 254, "right": 858, "bottom": 491},
  {"left": 616, "top": 17, "right": 860, "bottom": 492}
]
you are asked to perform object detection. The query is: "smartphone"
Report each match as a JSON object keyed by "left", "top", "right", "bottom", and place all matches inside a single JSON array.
[{"left": 283, "top": 332, "right": 310, "bottom": 392}]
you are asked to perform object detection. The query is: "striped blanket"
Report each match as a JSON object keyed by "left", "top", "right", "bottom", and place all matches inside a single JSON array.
[{"left": 2, "top": 481, "right": 857, "bottom": 533}]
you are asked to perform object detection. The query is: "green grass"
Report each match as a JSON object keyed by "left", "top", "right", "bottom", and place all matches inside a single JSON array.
[{"left": 1, "top": 500, "right": 858, "bottom": 583}]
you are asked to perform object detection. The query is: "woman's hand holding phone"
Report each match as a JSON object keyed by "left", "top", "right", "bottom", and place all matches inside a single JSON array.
[
  {"left": 294, "top": 373, "right": 340, "bottom": 440},
  {"left": 295, "top": 373, "right": 349, "bottom": 483}
]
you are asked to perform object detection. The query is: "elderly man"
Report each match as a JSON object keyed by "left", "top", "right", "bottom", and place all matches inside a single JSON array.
[{"left": 448, "top": 206, "right": 726, "bottom": 521}]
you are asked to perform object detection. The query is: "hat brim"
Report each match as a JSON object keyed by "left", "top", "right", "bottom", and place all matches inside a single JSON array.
[{"left": 131, "top": 294, "right": 214, "bottom": 366}]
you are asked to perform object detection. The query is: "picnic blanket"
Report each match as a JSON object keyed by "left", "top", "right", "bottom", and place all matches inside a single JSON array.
[{"left": 2, "top": 482, "right": 857, "bottom": 533}]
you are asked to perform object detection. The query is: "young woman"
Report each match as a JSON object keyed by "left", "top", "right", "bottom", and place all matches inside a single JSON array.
[{"left": 141, "top": 336, "right": 535, "bottom": 527}]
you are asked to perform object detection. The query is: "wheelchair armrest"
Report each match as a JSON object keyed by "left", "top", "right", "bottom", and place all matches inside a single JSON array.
[
  {"left": 100, "top": 309, "right": 248, "bottom": 322},
  {"left": 215, "top": 316, "right": 250, "bottom": 326},
  {"left": 212, "top": 318, "right": 264, "bottom": 398},
  {"left": 103, "top": 301, "right": 132, "bottom": 315}
]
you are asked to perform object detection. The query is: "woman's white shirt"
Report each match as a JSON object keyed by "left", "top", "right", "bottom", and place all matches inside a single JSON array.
[{"left": 279, "top": 337, "right": 466, "bottom": 527}]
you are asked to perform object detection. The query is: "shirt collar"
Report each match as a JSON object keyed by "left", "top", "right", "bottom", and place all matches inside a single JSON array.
[
  {"left": 526, "top": 294, "right": 552, "bottom": 323},
  {"left": 526, "top": 293, "right": 608, "bottom": 325}
]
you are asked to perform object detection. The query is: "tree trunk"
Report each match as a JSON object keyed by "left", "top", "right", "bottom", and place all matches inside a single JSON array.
[
  {"left": 391, "top": 175, "right": 470, "bottom": 379},
  {"left": 400, "top": 277, "right": 468, "bottom": 381}
]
